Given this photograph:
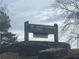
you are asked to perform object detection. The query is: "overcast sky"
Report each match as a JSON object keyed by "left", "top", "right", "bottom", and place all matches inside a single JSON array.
[
  {"left": 4, "top": 0, "right": 55, "bottom": 30},
  {"left": 2, "top": 0, "right": 63, "bottom": 41},
  {"left": 1, "top": 0, "right": 77, "bottom": 48}
]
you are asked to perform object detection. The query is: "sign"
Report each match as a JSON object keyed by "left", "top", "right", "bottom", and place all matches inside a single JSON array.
[
  {"left": 29, "top": 24, "right": 55, "bottom": 34},
  {"left": 33, "top": 33, "right": 48, "bottom": 38},
  {"left": 24, "top": 21, "right": 58, "bottom": 42}
]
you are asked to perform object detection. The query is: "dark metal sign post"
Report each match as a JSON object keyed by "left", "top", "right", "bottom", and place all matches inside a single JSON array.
[{"left": 24, "top": 21, "right": 58, "bottom": 42}]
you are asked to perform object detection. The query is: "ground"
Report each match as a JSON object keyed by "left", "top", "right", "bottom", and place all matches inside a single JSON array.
[{"left": 60, "top": 49, "right": 79, "bottom": 59}]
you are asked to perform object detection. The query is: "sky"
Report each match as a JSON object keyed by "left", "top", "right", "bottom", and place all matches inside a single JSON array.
[
  {"left": 3, "top": 0, "right": 62, "bottom": 41},
  {"left": 2, "top": 0, "right": 65, "bottom": 42},
  {"left": 4, "top": 0, "right": 60, "bottom": 30},
  {"left": 0, "top": 0, "right": 77, "bottom": 48}
]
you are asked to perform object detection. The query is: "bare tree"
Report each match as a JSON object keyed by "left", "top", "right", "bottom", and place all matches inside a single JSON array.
[{"left": 56, "top": 0, "right": 79, "bottom": 48}]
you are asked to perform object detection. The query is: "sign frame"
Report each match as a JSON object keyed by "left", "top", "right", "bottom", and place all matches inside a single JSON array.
[{"left": 24, "top": 21, "right": 58, "bottom": 42}]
